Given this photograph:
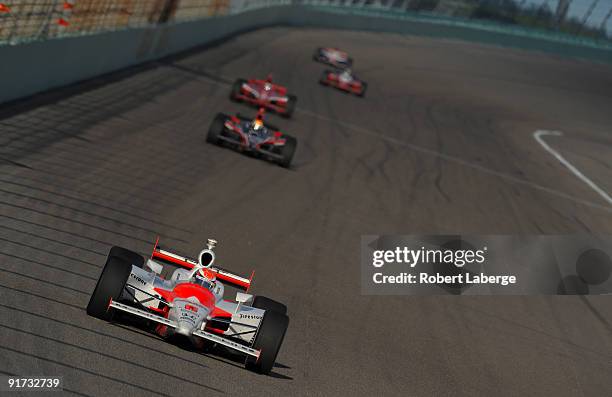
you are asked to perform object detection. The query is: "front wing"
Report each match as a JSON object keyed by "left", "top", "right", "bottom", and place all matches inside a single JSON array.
[{"left": 109, "top": 300, "right": 261, "bottom": 359}]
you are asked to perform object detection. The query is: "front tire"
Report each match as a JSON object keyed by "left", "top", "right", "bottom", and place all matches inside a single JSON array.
[
  {"left": 230, "top": 79, "right": 245, "bottom": 101},
  {"left": 207, "top": 113, "right": 227, "bottom": 145},
  {"left": 319, "top": 71, "right": 331, "bottom": 86},
  {"left": 86, "top": 256, "right": 132, "bottom": 321},
  {"left": 109, "top": 246, "right": 144, "bottom": 268},
  {"left": 358, "top": 82, "right": 368, "bottom": 98},
  {"left": 277, "top": 136, "right": 297, "bottom": 168},
  {"left": 245, "top": 310, "right": 289, "bottom": 374},
  {"left": 282, "top": 95, "right": 297, "bottom": 118},
  {"left": 252, "top": 296, "right": 287, "bottom": 315}
]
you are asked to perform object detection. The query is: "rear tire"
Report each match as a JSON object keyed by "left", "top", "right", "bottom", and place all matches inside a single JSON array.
[
  {"left": 86, "top": 256, "right": 132, "bottom": 321},
  {"left": 319, "top": 71, "right": 330, "bottom": 86},
  {"left": 245, "top": 311, "right": 289, "bottom": 374},
  {"left": 358, "top": 82, "right": 368, "bottom": 98},
  {"left": 230, "top": 79, "right": 245, "bottom": 101},
  {"left": 282, "top": 95, "right": 297, "bottom": 118},
  {"left": 252, "top": 296, "right": 287, "bottom": 315},
  {"left": 277, "top": 136, "right": 297, "bottom": 168},
  {"left": 207, "top": 113, "right": 227, "bottom": 144}
]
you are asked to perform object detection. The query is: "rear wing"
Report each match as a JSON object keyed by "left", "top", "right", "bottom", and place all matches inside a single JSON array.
[{"left": 151, "top": 243, "right": 253, "bottom": 291}]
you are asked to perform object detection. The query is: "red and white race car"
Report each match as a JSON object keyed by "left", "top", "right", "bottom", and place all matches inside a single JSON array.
[
  {"left": 206, "top": 109, "right": 297, "bottom": 168},
  {"left": 313, "top": 47, "right": 353, "bottom": 68},
  {"left": 230, "top": 75, "right": 297, "bottom": 118},
  {"left": 86, "top": 239, "right": 289, "bottom": 375},
  {"left": 319, "top": 69, "right": 367, "bottom": 97}
]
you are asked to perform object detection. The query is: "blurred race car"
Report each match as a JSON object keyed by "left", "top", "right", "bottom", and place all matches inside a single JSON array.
[
  {"left": 313, "top": 47, "right": 353, "bottom": 68},
  {"left": 206, "top": 108, "right": 297, "bottom": 168},
  {"left": 319, "top": 69, "right": 367, "bottom": 97},
  {"left": 230, "top": 75, "right": 297, "bottom": 118},
  {"left": 87, "top": 239, "right": 289, "bottom": 375}
]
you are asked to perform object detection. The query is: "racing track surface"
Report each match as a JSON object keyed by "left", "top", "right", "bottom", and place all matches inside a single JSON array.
[{"left": 1, "top": 27, "right": 612, "bottom": 396}]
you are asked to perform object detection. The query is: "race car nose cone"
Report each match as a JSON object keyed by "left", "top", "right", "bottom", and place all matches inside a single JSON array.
[{"left": 175, "top": 323, "right": 192, "bottom": 337}]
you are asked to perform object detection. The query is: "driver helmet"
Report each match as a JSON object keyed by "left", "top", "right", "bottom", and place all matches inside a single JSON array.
[
  {"left": 201, "top": 268, "right": 216, "bottom": 281},
  {"left": 253, "top": 117, "right": 264, "bottom": 131},
  {"left": 194, "top": 268, "right": 216, "bottom": 289},
  {"left": 264, "top": 74, "right": 273, "bottom": 90},
  {"left": 252, "top": 109, "right": 265, "bottom": 130}
]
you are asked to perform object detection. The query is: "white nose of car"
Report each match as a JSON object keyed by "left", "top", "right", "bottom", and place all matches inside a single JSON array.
[{"left": 172, "top": 299, "right": 209, "bottom": 337}]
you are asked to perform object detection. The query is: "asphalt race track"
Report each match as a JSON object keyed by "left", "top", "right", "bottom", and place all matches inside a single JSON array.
[{"left": 1, "top": 27, "right": 612, "bottom": 396}]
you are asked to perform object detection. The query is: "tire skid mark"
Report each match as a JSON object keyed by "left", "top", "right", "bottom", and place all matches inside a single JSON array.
[
  {"left": 0, "top": 269, "right": 89, "bottom": 295},
  {"left": 0, "top": 324, "right": 223, "bottom": 393},
  {"left": 0, "top": 200, "right": 181, "bottom": 244},
  {"left": 0, "top": 251, "right": 98, "bottom": 280},
  {"left": 0, "top": 171, "right": 164, "bottom": 216},
  {"left": 0, "top": 214, "right": 117, "bottom": 250},
  {"left": 0, "top": 236, "right": 99, "bottom": 268},
  {"left": 0, "top": 300, "right": 211, "bottom": 371},
  {"left": 0, "top": 224, "right": 106, "bottom": 256},
  {"left": 0, "top": 184, "right": 191, "bottom": 234},
  {"left": 0, "top": 345, "right": 177, "bottom": 397}
]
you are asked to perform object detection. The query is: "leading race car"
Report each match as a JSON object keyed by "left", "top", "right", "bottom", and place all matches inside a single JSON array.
[
  {"left": 313, "top": 47, "right": 353, "bottom": 68},
  {"left": 86, "top": 239, "right": 289, "bottom": 375},
  {"left": 206, "top": 108, "right": 297, "bottom": 168},
  {"left": 319, "top": 68, "right": 367, "bottom": 97},
  {"left": 230, "top": 75, "right": 297, "bottom": 118}
]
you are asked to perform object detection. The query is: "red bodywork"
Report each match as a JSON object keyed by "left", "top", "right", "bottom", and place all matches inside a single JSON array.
[
  {"left": 222, "top": 114, "right": 287, "bottom": 149},
  {"left": 148, "top": 245, "right": 254, "bottom": 336},
  {"left": 152, "top": 283, "right": 232, "bottom": 336},
  {"left": 323, "top": 72, "right": 364, "bottom": 95},
  {"left": 232, "top": 78, "right": 291, "bottom": 114}
]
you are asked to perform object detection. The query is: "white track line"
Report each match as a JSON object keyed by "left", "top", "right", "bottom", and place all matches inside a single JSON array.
[
  {"left": 534, "top": 130, "right": 612, "bottom": 207},
  {"left": 298, "top": 109, "right": 612, "bottom": 213}
]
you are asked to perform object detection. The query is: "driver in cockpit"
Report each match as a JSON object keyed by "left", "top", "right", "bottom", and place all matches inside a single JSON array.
[
  {"left": 193, "top": 267, "right": 216, "bottom": 290},
  {"left": 250, "top": 108, "right": 266, "bottom": 135},
  {"left": 264, "top": 74, "right": 273, "bottom": 91},
  {"left": 339, "top": 68, "right": 353, "bottom": 81}
]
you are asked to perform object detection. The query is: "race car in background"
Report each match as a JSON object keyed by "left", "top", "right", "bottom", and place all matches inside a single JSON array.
[
  {"left": 230, "top": 75, "right": 297, "bottom": 118},
  {"left": 319, "top": 68, "right": 368, "bottom": 97},
  {"left": 86, "top": 239, "right": 289, "bottom": 375},
  {"left": 313, "top": 47, "right": 353, "bottom": 68},
  {"left": 206, "top": 108, "right": 297, "bottom": 168}
]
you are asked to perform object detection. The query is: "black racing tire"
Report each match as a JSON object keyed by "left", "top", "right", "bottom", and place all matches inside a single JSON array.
[
  {"left": 230, "top": 78, "right": 246, "bottom": 101},
  {"left": 346, "top": 57, "right": 354, "bottom": 67},
  {"left": 252, "top": 296, "right": 287, "bottom": 315},
  {"left": 319, "top": 71, "right": 331, "bottom": 86},
  {"left": 313, "top": 47, "right": 323, "bottom": 62},
  {"left": 277, "top": 135, "right": 297, "bottom": 168},
  {"left": 245, "top": 310, "right": 289, "bottom": 374},
  {"left": 282, "top": 95, "right": 297, "bottom": 118},
  {"left": 358, "top": 82, "right": 368, "bottom": 98},
  {"left": 86, "top": 255, "right": 132, "bottom": 321},
  {"left": 108, "top": 246, "right": 144, "bottom": 268},
  {"left": 207, "top": 113, "right": 227, "bottom": 144}
]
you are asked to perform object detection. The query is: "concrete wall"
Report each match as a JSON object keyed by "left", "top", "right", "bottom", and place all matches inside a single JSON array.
[
  {"left": 289, "top": 8, "right": 612, "bottom": 63},
  {"left": 1, "top": 5, "right": 610, "bottom": 105},
  {"left": 0, "top": 7, "right": 293, "bottom": 105}
]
